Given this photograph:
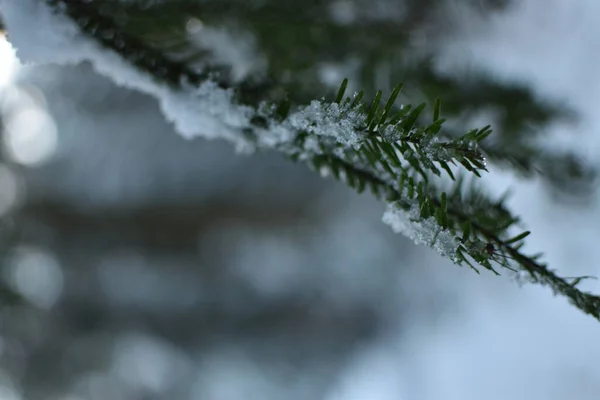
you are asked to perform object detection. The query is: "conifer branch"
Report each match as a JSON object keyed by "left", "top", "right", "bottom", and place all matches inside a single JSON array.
[{"left": 37, "top": 0, "right": 600, "bottom": 321}]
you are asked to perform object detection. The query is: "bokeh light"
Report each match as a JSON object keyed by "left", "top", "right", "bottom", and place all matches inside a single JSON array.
[
  {"left": 3, "top": 106, "right": 58, "bottom": 166},
  {"left": 6, "top": 246, "right": 64, "bottom": 309}
]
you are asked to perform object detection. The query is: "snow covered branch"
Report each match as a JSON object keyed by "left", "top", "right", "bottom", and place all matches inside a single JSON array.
[{"left": 2, "top": 0, "right": 600, "bottom": 321}]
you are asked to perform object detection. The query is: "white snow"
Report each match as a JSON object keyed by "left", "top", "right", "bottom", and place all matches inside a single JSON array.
[
  {"left": 288, "top": 100, "right": 366, "bottom": 149},
  {"left": 382, "top": 203, "right": 459, "bottom": 261},
  {"left": 159, "top": 80, "right": 254, "bottom": 142},
  {"left": 0, "top": 35, "right": 18, "bottom": 88}
]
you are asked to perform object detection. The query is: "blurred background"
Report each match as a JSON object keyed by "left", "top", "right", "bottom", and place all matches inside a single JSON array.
[{"left": 1, "top": 0, "right": 600, "bottom": 399}]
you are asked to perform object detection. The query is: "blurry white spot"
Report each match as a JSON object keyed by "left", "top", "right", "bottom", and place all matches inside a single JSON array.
[
  {"left": 111, "top": 333, "right": 191, "bottom": 393},
  {"left": 319, "top": 64, "right": 346, "bottom": 88},
  {"left": 3, "top": 107, "right": 58, "bottom": 166},
  {"left": 330, "top": 1, "right": 357, "bottom": 25},
  {"left": 186, "top": 17, "right": 204, "bottom": 34},
  {"left": 6, "top": 246, "right": 63, "bottom": 309},
  {"left": 0, "top": 164, "right": 21, "bottom": 217},
  {"left": 188, "top": 27, "right": 266, "bottom": 81},
  {"left": 0, "top": 36, "right": 20, "bottom": 89},
  {"left": 317, "top": 60, "right": 360, "bottom": 90}
]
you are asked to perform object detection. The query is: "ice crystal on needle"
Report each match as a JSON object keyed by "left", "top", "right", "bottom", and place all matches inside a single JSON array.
[
  {"left": 288, "top": 100, "right": 365, "bottom": 149},
  {"left": 382, "top": 203, "right": 460, "bottom": 261}
]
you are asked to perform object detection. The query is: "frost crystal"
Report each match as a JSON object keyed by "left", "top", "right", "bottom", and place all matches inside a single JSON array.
[
  {"left": 381, "top": 123, "right": 401, "bottom": 142},
  {"left": 382, "top": 203, "right": 459, "bottom": 261},
  {"left": 422, "top": 136, "right": 453, "bottom": 163},
  {"left": 288, "top": 100, "right": 365, "bottom": 149}
]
